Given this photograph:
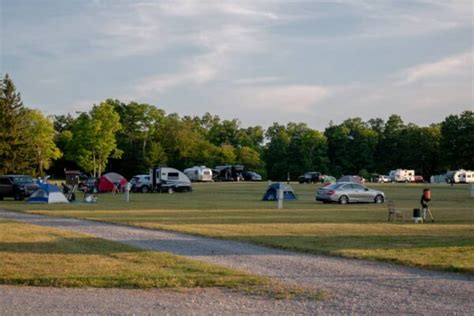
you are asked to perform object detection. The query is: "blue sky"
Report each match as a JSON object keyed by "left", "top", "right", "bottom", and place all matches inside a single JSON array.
[{"left": 1, "top": 0, "right": 472, "bottom": 129}]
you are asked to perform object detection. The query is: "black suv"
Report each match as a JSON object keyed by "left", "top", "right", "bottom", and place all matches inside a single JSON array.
[
  {"left": 298, "top": 172, "right": 321, "bottom": 184},
  {"left": 0, "top": 175, "right": 38, "bottom": 200}
]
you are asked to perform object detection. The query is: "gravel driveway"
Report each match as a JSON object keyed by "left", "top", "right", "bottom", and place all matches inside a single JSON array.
[{"left": 1, "top": 209, "right": 473, "bottom": 315}]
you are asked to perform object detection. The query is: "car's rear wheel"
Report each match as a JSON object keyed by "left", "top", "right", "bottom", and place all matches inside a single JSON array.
[
  {"left": 338, "top": 195, "right": 349, "bottom": 204},
  {"left": 374, "top": 195, "right": 384, "bottom": 204},
  {"left": 141, "top": 185, "right": 150, "bottom": 193}
]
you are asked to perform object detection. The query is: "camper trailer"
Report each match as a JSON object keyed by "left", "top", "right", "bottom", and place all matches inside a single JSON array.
[
  {"left": 447, "top": 169, "right": 471, "bottom": 183},
  {"left": 389, "top": 169, "right": 415, "bottom": 182},
  {"left": 459, "top": 170, "right": 474, "bottom": 183},
  {"left": 183, "top": 166, "right": 213, "bottom": 182},
  {"left": 150, "top": 167, "right": 192, "bottom": 193},
  {"left": 459, "top": 171, "right": 473, "bottom": 183}
]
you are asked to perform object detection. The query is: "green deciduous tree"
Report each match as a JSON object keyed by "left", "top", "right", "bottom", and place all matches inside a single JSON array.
[
  {"left": 439, "top": 111, "right": 474, "bottom": 170},
  {"left": 67, "top": 101, "right": 122, "bottom": 177},
  {"left": 23, "top": 110, "right": 62, "bottom": 176}
]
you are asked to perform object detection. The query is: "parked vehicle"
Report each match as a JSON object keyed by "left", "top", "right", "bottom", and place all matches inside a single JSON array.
[
  {"left": 315, "top": 182, "right": 385, "bottom": 204},
  {"left": 374, "top": 175, "right": 391, "bottom": 183},
  {"left": 459, "top": 170, "right": 474, "bottom": 183},
  {"left": 0, "top": 175, "right": 38, "bottom": 200},
  {"left": 447, "top": 170, "right": 474, "bottom": 184},
  {"left": 389, "top": 169, "right": 415, "bottom": 183},
  {"left": 337, "top": 175, "right": 364, "bottom": 184},
  {"left": 242, "top": 171, "right": 262, "bottom": 181},
  {"left": 298, "top": 172, "right": 321, "bottom": 184},
  {"left": 130, "top": 175, "right": 152, "bottom": 192},
  {"left": 150, "top": 167, "right": 192, "bottom": 193},
  {"left": 414, "top": 175, "right": 425, "bottom": 183},
  {"left": 183, "top": 166, "right": 213, "bottom": 182},
  {"left": 213, "top": 165, "right": 244, "bottom": 181},
  {"left": 64, "top": 170, "right": 88, "bottom": 186},
  {"left": 78, "top": 177, "right": 98, "bottom": 192}
]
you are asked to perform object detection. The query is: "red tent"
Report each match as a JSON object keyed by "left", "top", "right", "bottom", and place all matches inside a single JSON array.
[{"left": 98, "top": 172, "right": 127, "bottom": 192}]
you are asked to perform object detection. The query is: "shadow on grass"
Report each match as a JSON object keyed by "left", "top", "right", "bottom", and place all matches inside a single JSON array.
[
  {"left": 232, "top": 235, "right": 474, "bottom": 251},
  {"left": 0, "top": 237, "right": 142, "bottom": 255}
]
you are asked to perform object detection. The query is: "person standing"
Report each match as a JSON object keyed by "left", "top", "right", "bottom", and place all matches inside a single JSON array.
[{"left": 420, "top": 188, "right": 434, "bottom": 222}]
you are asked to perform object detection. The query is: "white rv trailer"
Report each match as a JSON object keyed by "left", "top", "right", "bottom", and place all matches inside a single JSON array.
[
  {"left": 183, "top": 166, "right": 213, "bottom": 182},
  {"left": 448, "top": 169, "right": 468, "bottom": 183},
  {"left": 150, "top": 167, "right": 192, "bottom": 193},
  {"left": 389, "top": 169, "right": 415, "bottom": 182},
  {"left": 459, "top": 170, "right": 474, "bottom": 183}
]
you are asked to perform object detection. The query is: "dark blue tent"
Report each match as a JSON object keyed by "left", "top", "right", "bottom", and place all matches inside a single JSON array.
[
  {"left": 28, "top": 183, "right": 69, "bottom": 204},
  {"left": 262, "top": 182, "right": 297, "bottom": 201}
]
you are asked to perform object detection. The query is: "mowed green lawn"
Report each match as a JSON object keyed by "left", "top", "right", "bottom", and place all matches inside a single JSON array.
[
  {"left": 3, "top": 182, "right": 474, "bottom": 274},
  {"left": 0, "top": 219, "right": 265, "bottom": 288}
]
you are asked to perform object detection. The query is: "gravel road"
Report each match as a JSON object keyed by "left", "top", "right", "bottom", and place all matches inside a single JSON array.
[
  {"left": 0, "top": 286, "right": 323, "bottom": 315},
  {"left": 1, "top": 209, "right": 473, "bottom": 315}
]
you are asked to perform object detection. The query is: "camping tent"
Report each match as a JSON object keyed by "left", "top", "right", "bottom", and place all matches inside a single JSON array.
[
  {"left": 337, "top": 175, "right": 363, "bottom": 184},
  {"left": 321, "top": 175, "right": 336, "bottom": 184},
  {"left": 262, "top": 182, "right": 297, "bottom": 201},
  {"left": 430, "top": 174, "right": 447, "bottom": 183},
  {"left": 98, "top": 172, "right": 127, "bottom": 192},
  {"left": 28, "top": 183, "right": 69, "bottom": 204}
]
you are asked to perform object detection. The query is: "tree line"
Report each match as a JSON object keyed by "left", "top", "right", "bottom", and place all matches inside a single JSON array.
[{"left": 1, "top": 74, "right": 473, "bottom": 180}]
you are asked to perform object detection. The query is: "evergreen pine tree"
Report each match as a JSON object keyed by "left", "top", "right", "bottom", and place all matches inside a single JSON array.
[{"left": 0, "top": 74, "right": 32, "bottom": 174}]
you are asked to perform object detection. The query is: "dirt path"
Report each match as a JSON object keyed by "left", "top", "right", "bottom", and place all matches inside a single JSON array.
[{"left": 1, "top": 209, "right": 473, "bottom": 315}]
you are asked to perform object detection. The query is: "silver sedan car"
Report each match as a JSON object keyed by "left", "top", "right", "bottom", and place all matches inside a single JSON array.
[{"left": 316, "top": 182, "right": 385, "bottom": 204}]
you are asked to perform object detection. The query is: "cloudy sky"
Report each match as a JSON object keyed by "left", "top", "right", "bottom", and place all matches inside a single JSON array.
[{"left": 1, "top": 0, "right": 472, "bottom": 129}]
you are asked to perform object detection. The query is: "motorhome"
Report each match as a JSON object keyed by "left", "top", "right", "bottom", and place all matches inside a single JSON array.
[
  {"left": 149, "top": 167, "right": 192, "bottom": 193},
  {"left": 389, "top": 169, "right": 415, "bottom": 182},
  {"left": 183, "top": 166, "right": 213, "bottom": 182}
]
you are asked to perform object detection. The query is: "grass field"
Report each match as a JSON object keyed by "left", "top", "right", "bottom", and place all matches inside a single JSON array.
[
  {"left": 0, "top": 219, "right": 265, "bottom": 288},
  {"left": 3, "top": 182, "right": 474, "bottom": 274}
]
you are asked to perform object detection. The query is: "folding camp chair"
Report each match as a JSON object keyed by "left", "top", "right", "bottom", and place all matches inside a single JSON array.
[{"left": 388, "top": 200, "right": 404, "bottom": 222}]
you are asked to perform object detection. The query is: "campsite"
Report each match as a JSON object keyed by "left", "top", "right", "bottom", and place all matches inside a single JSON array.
[
  {"left": 2, "top": 1, "right": 474, "bottom": 314},
  {"left": 3, "top": 181, "right": 473, "bottom": 275}
]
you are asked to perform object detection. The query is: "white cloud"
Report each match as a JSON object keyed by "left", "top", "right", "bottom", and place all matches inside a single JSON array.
[
  {"left": 339, "top": 0, "right": 473, "bottom": 38},
  {"left": 237, "top": 85, "right": 331, "bottom": 113},
  {"left": 154, "top": 1, "right": 279, "bottom": 20},
  {"left": 395, "top": 51, "right": 473, "bottom": 85},
  {"left": 132, "top": 23, "right": 269, "bottom": 97},
  {"left": 234, "top": 76, "right": 282, "bottom": 85}
]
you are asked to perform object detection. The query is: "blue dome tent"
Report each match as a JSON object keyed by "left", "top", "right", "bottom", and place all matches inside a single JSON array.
[
  {"left": 262, "top": 182, "right": 297, "bottom": 201},
  {"left": 28, "top": 183, "right": 69, "bottom": 204}
]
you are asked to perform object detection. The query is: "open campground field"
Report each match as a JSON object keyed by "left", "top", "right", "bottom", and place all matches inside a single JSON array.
[
  {"left": 0, "top": 219, "right": 264, "bottom": 289},
  {"left": 3, "top": 182, "right": 474, "bottom": 274}
]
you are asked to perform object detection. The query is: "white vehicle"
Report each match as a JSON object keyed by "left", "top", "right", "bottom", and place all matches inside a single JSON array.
[
  {"left": 459, "top": 170, "right": 474, "bottom": 183},
  {"left": 130, "top": 174, "right": 152, "bottom": 193},
  {"left": 378, "top": 175, "right": 391, "bottom": 183},
  {"left": 447, "top": 169, "right": 468, "bottom": 183},
  {"left": 150, "top": 167, "right": 192, "bottom": 193},
  {"left": 389, "top": 169, "right": 415, "bottom": 183},
  {"left": 183, "top": 166, "right": 213, "bottom": 182}
]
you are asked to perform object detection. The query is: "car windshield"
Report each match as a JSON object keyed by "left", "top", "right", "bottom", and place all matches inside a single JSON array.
[{"left": 13, "top": 176, "right": 34, "bottom": 184}]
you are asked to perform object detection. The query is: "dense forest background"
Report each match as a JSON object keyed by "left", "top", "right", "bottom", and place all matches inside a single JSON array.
[{"left": 1, "top": 74, "right": 473, "bottom": 180}]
